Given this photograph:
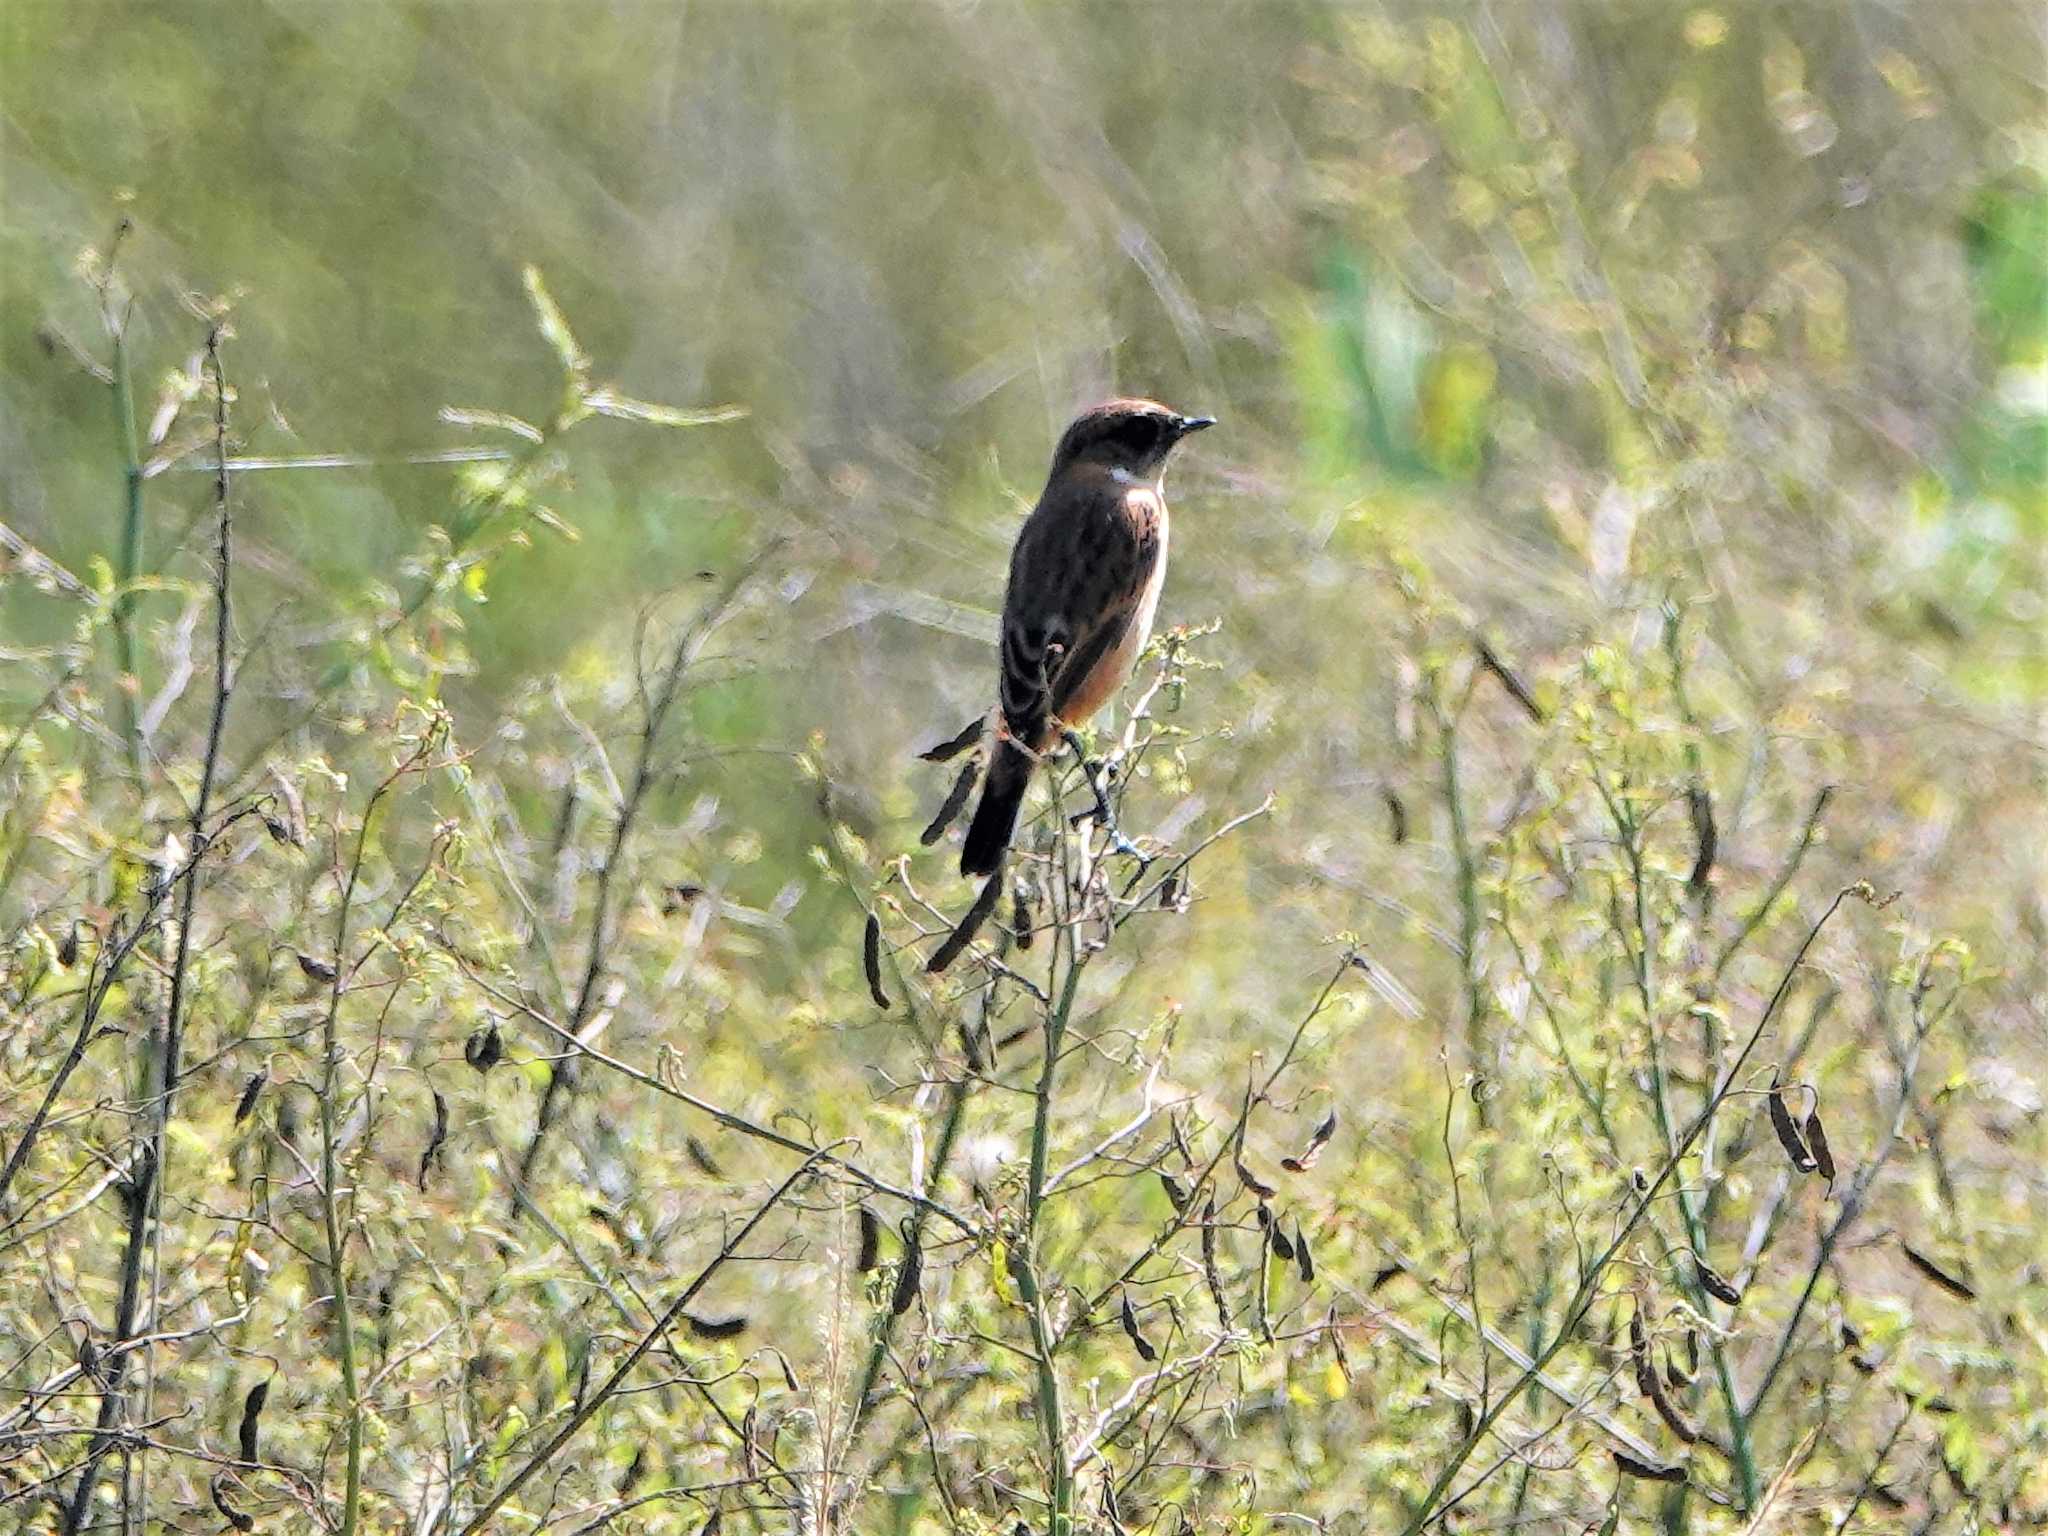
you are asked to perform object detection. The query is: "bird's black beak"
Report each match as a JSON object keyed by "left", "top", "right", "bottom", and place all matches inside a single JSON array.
[{"left": 1175, "top": 414, "right": 1217, "bottom": 437}]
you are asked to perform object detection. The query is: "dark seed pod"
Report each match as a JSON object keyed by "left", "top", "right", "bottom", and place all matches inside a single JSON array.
[
  {"left": 1640, "top": 1361, "right": 1700, "bottom": 1444},
  {"left": 1900, "top": 1242, "right": 1977, "bottom": 1301},
  {"left": 233, "top": 1070, "right": 267, "bottom": 1125},
  {"left": 57, "top": 923, "right": 80, "bottom": 968},
  {"left": 994, "top": 1022, "right": 1033, "bottom": 1054},
  {"left": 1628, "top": 1308, "right": 1654, "bottom": 1393},
  {"left": 1369, "top": 1264, "right": 1403, "bottom": 1293},
  {"left": 1234, "top": 1148, "right": 1276, "bottom": 1201},
  {"left": 1012, "top": 879, "right": 1036, "bottom": 950},
  {"left": 1200, "top": 1199, "right": 1228, "bottom": 1326},
  {"left": 862, "top": 912, "right": 890, "bottom": 1008},
  {"left": 211, "top": 1475, "right": 255, "bottom": 1532},
  {"left": 465, "top": 1021, "right": 503, "bottom": 1073},
  {"left": 1804, "top": 1107, "right": 1835, "bottom": 1185},
  {"left": 1383, "top": 786, "right": 1408, "bottom": 844},
  {"left": 683, "top": 1312, "right": 749, "bottom": 1340},
  {"left": 261, "top": 809, "right": 294, "bottom": 845},
  {"left": 855, "top": 1205, "right": 881, "bottom": 1273},
  {"left": 1327, "top": 1304, "right": 1350, "bottom": 1380},
  {"left": 926, "top": 863, "right": 1005, "bottom": 973},
  {"left": 1294, "top": 1221, "right": 1314, "bottom": 1283},
  {"left": 1281, "top": 1110, "right": 1337, "bottom": 1174},
  {"left": 238, "top": 1378, "right": 269, "bottom": 1463},
  {"left": 920, "top": 761, "right": 978, "bottom": 846},
  {"left": 1266, "top": 1211, "right": 1295, "bottom": 1262},
  {"left": 619, "top": 1444, "right": 648, "bottom": 1494},
  {"left": 918, "top": 718, "right": 984, "bottom": 762},
  {"left": 1120, "top": 1291, "right": 1157, "bottom": 1362},
  {"left": 297, "top": 951, "right": 339, "bottom": 985},
  {"left": 1685, "top": 782, "right": 1717, "bottom": 897},
  {"left": 1661, "top": 1347, "right": 1689, "bottom": 1391},
  {"left": 685, "top": 1136, "right": 723, "bottom": 1177},
  {"left": 1159, "top": 872, "right": 1181, "bottom": 910},
  {"left": 1158, "top": 1171, "right": 1188, "bottom": 1212},
  {"left": 662, "top": 882, "right": 704, "bottom": 914},
  {"left": 1613, "top": 1450, "right": 1686, "bottom": 1484},
  {"left": 1694, "top": 1255, "right": 1743, "bottom": 1306},
  {"left": 778, "top": 1352, "right": 800, "bottom": 1392},
  {"left": 1767, "top": 1074, "right": 1818, "bottom": 1172},
  {"left": 417, "top": 1088, "right": 449, "bottom": 1191},
  {"left": 890, "top": 1228, "right": 923, "bottom": 1316}
]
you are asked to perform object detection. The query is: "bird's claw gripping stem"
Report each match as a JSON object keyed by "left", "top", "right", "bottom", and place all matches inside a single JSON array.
[{"left": 1062, "top": 728, "right": 1141, "bottom": 858}]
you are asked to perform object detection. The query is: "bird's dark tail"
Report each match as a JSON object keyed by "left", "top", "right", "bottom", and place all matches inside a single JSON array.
[{"left": 960, "top": 740, "right": 1031, "bottom": 877}]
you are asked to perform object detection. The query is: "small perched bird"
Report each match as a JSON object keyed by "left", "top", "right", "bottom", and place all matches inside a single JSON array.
[{"left": 959, "top": 398, "right": 1215, "bottom": 877}]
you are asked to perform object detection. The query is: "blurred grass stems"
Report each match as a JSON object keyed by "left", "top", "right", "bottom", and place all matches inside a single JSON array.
[
  {"left": 510, "top": 546, "right": 780, "bottom": 1210},
  {"left": 455, "top": 1150, "right": 830, "bottom": 1536},
  {"left": 1401, "top": 884, "right": 1867, "bottom": 1534},
  {"left": 1594, "top": 762, "right": 1760, "bottom": 1509},
  {"left": 61, "top": 329, "right": 238, "bottom": 1533}
]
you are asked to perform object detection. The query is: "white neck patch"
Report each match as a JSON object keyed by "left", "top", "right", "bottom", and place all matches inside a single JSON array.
[{"left": 1109, "top": 465, "right": 1162, "bottom": 492}]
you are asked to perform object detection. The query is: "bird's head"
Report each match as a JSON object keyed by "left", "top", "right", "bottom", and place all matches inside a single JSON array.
[{"left": 1049, "top": 397, "right": 1215, "bottom": 485}]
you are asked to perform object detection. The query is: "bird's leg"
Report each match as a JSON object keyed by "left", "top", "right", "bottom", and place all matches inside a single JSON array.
[{"left": 1061, "top": 727, "right": 1139, "bottom": 859}]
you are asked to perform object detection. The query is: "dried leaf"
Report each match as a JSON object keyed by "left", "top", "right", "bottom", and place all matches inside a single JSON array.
[
  {"left": 1294, "top": 1221, "right": 1315, "bottom": 1283},
  {"left": 465, "top": 1022, "right": 503, "bottom": 1073},
  {"left": 1686, "top": 782, "right": 1717, "bottom": 896},
  {"left": 1767, "top": 1075, "right": 1818, "bottom": 1172},
  {"left": 1200, "top": 1198, "right": 1228, "bottom": 1326},
  {"left": 1804, "top": 1107, "right": 1836, "bottom": 1185},
  {"left": 683, "top": 1312, "right": 749, "bottom": 1341},
  {"left": 1476, "top": 637, "right": 1545, "bottom": 722},
  {"left": 417, "top": 1088, "right": 449, "bottom": 1191},
  {"left": 1264, "top": 1209, "right": 1295, "bottom": 1262},
  {"left": 1900, "top": 1242, "right": 1976, "bottom": 1301},
  {"left": 1612, "top": 1450, "right": 1686, "bottom": 1484},
  {"left": 855, "top": 1206, "right": 881, "bottom": 1274},
  {"left": 926, "top": 864, "right": 1006, "bottom": 973},
  {"left": 685, "top": 1136, "right": 723, "bottom": 1177},
  {"left": 233, "top": 1070, "right": 267, "bottom": 1126},
  {"left": 1119, "top": 1292, "right": 1157, "bottom": 1362},
  {"left": 238, "top": 1378, "right": 269, "bottom": 1463},
  {"left": 862, "top": 912, "right": 890, "bottom": 1009},
  {"left": 1158, "top": 1171, "right": 1188, "bottom": 1212},
  {"left": 918, "top": 718, "right": 984, "bottom": 763},
  {"left": 211, "top": 1475, "right": 255, "bottom": 1532},
  {"left": 1695, "top": 1255, "right": 1743, "bottom": 1306},
  {"left": 920, "top": 761, "right": 978, "bottom": 846},
  {"left": 1282, "top": 1109, "right": 1337, "bottom": 1173},
  {"left": 891, "top": 1232, "right": 923, "bottom": 1316},
  {"left": 1234, "top": 1148, "right": 1276, "bottom": 1201}
]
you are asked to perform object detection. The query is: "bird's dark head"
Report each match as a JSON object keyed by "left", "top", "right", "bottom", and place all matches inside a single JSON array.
[{"left": 1049, "top": 397, "right": 1215, "bottom": 484}]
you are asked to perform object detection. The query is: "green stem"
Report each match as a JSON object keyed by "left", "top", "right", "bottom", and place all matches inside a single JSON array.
[
  {"left": 110, "top": 324, "right": 144, "bottom": 774},
  {"left": 1021, "top": 925, "right": 1088, "bottom": 1535}
]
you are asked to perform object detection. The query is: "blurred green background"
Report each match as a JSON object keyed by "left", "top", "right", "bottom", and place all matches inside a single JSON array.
[
  {"left": 6, "top": 1, "right": 2044, "bottom": 935},
  {"left": 6, "top": 0, "right": 2047, "bottom": 1006},
  {"left": 6, "top": 3, "right": 2048, "bottom": 1525}
]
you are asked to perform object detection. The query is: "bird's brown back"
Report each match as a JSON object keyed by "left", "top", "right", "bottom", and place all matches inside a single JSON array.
[{"left": 999, "top": 463, "right": 1168, "bottom": 749}]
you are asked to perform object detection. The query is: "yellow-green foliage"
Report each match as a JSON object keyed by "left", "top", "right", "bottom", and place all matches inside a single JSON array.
[{"left": 3, "top": 6, "right": 2044, "bottom": 1534}]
